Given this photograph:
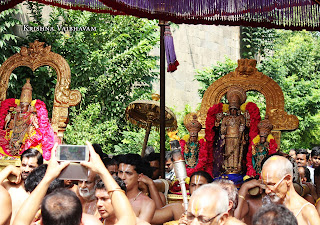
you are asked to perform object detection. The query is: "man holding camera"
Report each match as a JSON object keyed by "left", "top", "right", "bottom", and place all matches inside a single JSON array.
[{"left": 12, "top": 142, "right": 136, "bottom": 225}]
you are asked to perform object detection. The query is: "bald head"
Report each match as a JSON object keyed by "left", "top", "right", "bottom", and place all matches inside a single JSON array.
[
  {"left": 262, "top": 156, "right": 293, "bottom": 179},
  {"left": 189, "top": 183, "right": 229, "bottom": 216}
]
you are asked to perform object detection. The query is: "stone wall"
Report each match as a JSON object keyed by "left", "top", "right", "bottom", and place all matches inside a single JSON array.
[{"left": 152, "top": 24, "right": 240, "bottom": 112}]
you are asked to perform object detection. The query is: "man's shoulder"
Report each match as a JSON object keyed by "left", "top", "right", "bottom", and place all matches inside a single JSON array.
[{"left": 2, "top": 180, "right": 21, "bottom": 190}]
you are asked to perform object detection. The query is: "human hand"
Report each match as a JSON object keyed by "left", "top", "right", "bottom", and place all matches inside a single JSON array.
[
  {"left": 239, "top": 179, "right": 265, "bottom": 195},
  {"left": 7, "top": 165, "right": 21, "bottom": 184},
  {"left": 138, "top": 174, "right": 153, "bottom": 186},
  {"left": 81, "top": 141, "right": 106, "bottom": 175},
  {"left": 45, "top": 143, "right": 70, "bottom": 181}
]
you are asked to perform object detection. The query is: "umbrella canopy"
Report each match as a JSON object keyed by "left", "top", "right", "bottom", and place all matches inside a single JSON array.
[
  {"left": 125, "top": 98, "right": 177, "bottom": 157},
  {"left": 126, "top": 100, "right": 177, "bottom": 131},
  {"left": 1, "top": 0, "right": 320, "bottom": 30}
]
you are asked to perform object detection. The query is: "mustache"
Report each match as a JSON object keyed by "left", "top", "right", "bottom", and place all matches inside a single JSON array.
[{"left": 79, "top": 187, "right": 89, "bottom": 192}]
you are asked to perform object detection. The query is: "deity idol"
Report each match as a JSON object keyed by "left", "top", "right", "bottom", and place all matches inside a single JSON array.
[
  {"left": 246, "top": 117, "right": 277, "bottom": 177},
  {"left": 0, "top": 79, "right": 54, "bottom": 160},
  {"left": 205, "top": 86, "right": 262, "bottom": 182},
  {"left": 220, "top": 86, "right": 249, "bottom": 174},
  {"left": 180, "top": 114, "right": 212, "bottom": 177}
]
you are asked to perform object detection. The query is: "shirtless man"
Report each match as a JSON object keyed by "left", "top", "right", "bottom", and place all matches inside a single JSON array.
[
  {"left": 234, "top": 178, "right": 265, "bottom": 225},
  {"left": 118, "top": 154, "right": 156, "bottom": 223},
  {"left": 151, "top": 171, "right": 213, "bottom": 224},
  {"left": 184, "top": 183, "right": 230, "bottom": 225},
  {"left": 77, "top": 170, "right": 100, "bottom": 216},
  {"left": 261, "top": 155, "right": 320, "bottom": 225},
  {"left": 13, "top": 142, "right": 128, "bottom": 225},
  {"left": 0, "top": 148, "right": 43, "bottom": 224},
  {"left": 0, "top": 185, "right": 11, "bottom": 225}
]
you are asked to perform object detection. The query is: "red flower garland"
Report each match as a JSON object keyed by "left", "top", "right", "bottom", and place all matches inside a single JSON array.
[
  {"left": 0, "top": 99, "right": 54, "bottom": 160},
  {"left": 245, "top": 102, "right": 261, "bottom": 143},
  {"left": 205, "top": 102, "right": 262, "bottom": 176},
  {"left": 180, "top": 138, "right": 211, "bottom": 177}
]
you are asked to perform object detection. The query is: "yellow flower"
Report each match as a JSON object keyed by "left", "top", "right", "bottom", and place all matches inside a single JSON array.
[
  {"left": 240, "top": 102, "right": 249, "bottom": 113},
  {"left": 31, "top": 100, "right": 37, "bottom": 107},
  {"left": 253, "top": 135, "right": 260, "bottom": 145},
  {"left": 222, "top": 104, "right": 229, "bottom": 113},
  {"left": 267, "top": 134, "right": 274, "bottom": 142},
  {"left": 15, "top": 99, "right": 20, "bottom": 105}
]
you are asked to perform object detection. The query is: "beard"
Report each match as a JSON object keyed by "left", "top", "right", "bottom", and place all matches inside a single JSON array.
[
  {"left": 21, "top": 172, "right": 30, "bottom": 180},
  {"left": 264, "top": 193, "right": 282, "bottom": 204},
  {"left": 79, "top": 187, "right": 95, "bottom": 199}
]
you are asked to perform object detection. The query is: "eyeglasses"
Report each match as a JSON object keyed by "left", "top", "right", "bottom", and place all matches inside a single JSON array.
[
  {"left": 186, "top": 212, "right": 222, "bottom": 224},
  {"left": 263, "top": 174, "right": 288, "bottom": 190}
]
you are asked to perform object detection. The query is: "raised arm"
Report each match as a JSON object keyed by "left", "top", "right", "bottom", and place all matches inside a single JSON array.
[
  {"left": 0, "top": 185, "right": 11, "bottom": 225},
  {"left": 0, "top": 165, "right": 21, "bottom": 185},
  {"left": 138, "top": 174, "right": 164, "bottom": 208},
  {"left": 13, "top": 144, "right": 69, "bottom": 225},
  {"left": 82, "top": 141, "right": 136, "bottom": 225},
  {"left": 234, "top": 179, "right": 264, "bottom": 220}
]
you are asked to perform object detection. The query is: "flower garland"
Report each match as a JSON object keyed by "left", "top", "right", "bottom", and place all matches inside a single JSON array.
[
  {"left": 246, "top": 134, "right": 278, "bottom": 177},
  {"left": 205, "top": 102, "right": 261, "bottom": 176},
  {"left": 0, "top": 99, "right": 54, "bottom": 160},
  {"left": 180, "top": 137, "right": 210, "bottom": 177}
]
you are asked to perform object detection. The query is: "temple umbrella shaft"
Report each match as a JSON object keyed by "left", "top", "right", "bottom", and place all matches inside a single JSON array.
[
  {"left": 159, "top": 20, "right": 166, "bottom": 179},
  {"left": 141, "top": 122, "right": 152, "bottom": 157}
]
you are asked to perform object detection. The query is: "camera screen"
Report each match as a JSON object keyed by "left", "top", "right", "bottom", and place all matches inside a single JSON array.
[{"left": 59, "top": 146, "right": 86, "bottom": 161}]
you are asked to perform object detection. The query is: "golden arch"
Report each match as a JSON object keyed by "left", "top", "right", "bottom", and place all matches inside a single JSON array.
[
  {"left": 0, "top": 40, "right": 81, "bottom": 141},
  {"left": 198, "top": 59, "right": 299, "bottom": 145}
]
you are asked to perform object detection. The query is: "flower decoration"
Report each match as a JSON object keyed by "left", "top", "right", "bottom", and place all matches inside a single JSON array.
[
  {"left": 246, "top": 133, "right": 277, "bottom": 177},
  {"left": 0, "top": 99, "right": 54, "bottom": 160},
  {"left": 180, "top": 138, "right": 209, "bottom": 177}
]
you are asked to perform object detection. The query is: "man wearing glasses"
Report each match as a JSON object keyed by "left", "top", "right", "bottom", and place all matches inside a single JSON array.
[
  {"left": 183, "top": 183, "right": 229, "bottom": 225},
  {"left": 261, "top": 155, "right": 320, "bottom": 225}
]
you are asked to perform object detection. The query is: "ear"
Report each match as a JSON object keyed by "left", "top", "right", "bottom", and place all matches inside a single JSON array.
[
  {"left": 228, "top": 200, "right": 233, "bottom": 212},
  {"left": 218, "top": 212, "right": 229, "bottom": 225},
  {"left": 285, "top": 174, "right": 292, "bottom": 186}
]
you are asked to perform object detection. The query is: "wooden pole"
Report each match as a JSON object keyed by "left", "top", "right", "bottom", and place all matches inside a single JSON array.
[
  {"left": 141, "top": 122, "right": 152, "bottom": 157},
  {"left": 159, "top": 20, "right": 166, "bottom": 179}
]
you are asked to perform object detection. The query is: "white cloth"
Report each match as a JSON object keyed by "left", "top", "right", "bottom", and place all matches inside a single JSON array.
[
  {"left": 165, "top": 169, "right": 175, "bottom": 181},
  {"left": 307, "top": 166, "right": 315, "bottom": 183}
]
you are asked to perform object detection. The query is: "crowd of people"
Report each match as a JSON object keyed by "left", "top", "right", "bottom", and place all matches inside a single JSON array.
[{"left": 1, "top": 144, "right": 320, "bottom": 225}]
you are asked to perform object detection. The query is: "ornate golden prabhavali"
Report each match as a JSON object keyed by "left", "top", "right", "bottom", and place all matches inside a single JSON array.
[
  {"left": 196, "top": 58, "right": 299, "bottom": 146},
  {"left": 0, "top": 40, "right": 81, "bottom": 142}
]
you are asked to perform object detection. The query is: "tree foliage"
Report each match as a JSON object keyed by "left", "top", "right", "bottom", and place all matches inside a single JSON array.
[
  {"left": 240, "top": 26, "right": 278, "bottom": 59},
  {"left": 8, "top": 2, "right": 159, "bottom": 154},
  {"left": 0, "top": 8, "right": 22, "bottom": 63},
  {"left": 258, "top": 30, "right": 320, "bottom": 150}
]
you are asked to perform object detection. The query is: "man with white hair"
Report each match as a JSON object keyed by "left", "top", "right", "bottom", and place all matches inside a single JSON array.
[
  {"left": 261, "top": 155, "right": 320, "bottom": 225},
  {"left": 77, "top": 170, "right": 100, "bottom": 216},
  {"left": 184, "top": 183, "right": 229, "bottom": 225}
]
